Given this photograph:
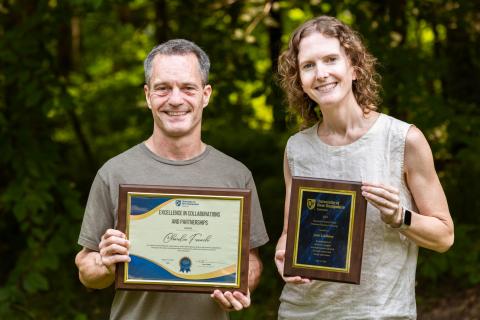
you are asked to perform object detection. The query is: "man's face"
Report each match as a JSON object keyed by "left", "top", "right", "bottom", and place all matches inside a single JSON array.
[
  {"left": 297, "top": 32, "right": 356, "bottom": 109},
  {"left": 144, "top": 54, "right": 212, "bottom": 139}
]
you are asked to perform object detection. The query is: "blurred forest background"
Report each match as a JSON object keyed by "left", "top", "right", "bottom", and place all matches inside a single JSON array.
[{"left": 1, "top": 0, "right": 479, "bottom": 319}]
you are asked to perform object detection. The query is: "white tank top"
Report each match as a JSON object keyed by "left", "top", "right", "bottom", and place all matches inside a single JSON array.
[{"left": 279, "top": 113, "right": 418, "bottom": 319}]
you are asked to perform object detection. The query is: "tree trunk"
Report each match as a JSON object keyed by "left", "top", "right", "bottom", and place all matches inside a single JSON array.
[
  {"left": 267, "top": 0, "right": 286, "bottom": 131},
  {"left": 155, "top": 0, "right": 169, "bottom": 44}
]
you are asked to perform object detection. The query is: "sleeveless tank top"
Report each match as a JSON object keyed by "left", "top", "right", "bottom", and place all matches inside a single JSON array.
[{"left": 279, "top": 114, "right": 418, "bottom": 320}]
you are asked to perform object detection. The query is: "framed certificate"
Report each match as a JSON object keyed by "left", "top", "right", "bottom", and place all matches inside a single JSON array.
[
  {"left": 284, "top": 177, "right": 367, "bottom": 284},
  {"left": 115, "top": 184, "right": 251, "bottom": 294}
]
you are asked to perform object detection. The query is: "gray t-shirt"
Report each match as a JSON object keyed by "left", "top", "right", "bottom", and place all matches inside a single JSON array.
[{"left": 78, "top": 143, "right": 269, "bottom": 320}]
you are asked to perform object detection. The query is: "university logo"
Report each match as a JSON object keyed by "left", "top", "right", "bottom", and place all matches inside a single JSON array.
[
  {"left": 307, "top": 198, "right": 316, "bottom": 210},
  {"left": 175, "top": 200, "right": 181, "bottom": 206}
]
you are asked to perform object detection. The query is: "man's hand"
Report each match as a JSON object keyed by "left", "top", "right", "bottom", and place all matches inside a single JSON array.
[
  {"left": 274, "top": 249, "right": 311, "bottom": 284},
  {"left": 75, "top": 229, "right": 130, "bottom": 289},
  {"left": 98, "top": 229, "right": 131, "bottom": 274},
  {"left": 211, "top": 289, "right": 251, "bottom": 312}
]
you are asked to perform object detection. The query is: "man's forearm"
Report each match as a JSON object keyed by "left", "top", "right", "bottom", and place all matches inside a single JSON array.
[
  {"left": 75, "top": 248, "right": 115, "bottom": 289},
  {"left": 248, "top": 249, "right": 263, "bottom": 292}
]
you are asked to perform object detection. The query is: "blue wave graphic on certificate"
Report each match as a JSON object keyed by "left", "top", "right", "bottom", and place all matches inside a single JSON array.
[
  {"left": 127, "top": 255, "right": 237, "bottom": 284},
  {"left": 130, "top": 196, "right": 174, "bottom": 219}
]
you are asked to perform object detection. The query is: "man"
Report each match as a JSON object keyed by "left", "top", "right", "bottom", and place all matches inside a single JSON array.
[{"left": 75, "top": 39, "right": 269, "bottom": 320}]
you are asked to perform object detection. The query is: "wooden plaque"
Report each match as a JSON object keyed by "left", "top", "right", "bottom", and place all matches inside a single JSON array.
[
  {"left": 115, "top": 184, "right": 251, "bottom": 294},
  {"left": 284, "top": 176, "right": 367, "bottom": 284}
]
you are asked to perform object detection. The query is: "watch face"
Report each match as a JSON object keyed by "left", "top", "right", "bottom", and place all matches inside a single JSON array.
[{"left": 404, "top": 209, "right": 412, "bottom": 226}]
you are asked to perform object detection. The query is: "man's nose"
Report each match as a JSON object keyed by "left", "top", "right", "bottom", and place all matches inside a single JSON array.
[{"left": 168, "top": 87, "right": 183, "bottom": 106}]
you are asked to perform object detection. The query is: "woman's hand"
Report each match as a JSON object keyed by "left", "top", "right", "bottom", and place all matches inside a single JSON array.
[
  {"left": 361, "top": 182, "right": 402, "bottom": 227},
  {"left": 274, "top": 249, "right": 311, "bottom": 284}
]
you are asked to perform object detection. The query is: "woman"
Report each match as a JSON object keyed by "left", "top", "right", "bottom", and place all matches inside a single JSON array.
[{"left": 274, "top": 16, "right": 454, "bottom": 319}]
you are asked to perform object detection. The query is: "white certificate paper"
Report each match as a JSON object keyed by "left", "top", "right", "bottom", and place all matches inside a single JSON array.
[{"left": 125, "top": 192, "right": 244, "bottom": 288}]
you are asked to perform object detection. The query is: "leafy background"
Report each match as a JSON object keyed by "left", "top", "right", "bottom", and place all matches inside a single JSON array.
[{"left": 0, "top": 0, "right": 479, "bottom": 319}]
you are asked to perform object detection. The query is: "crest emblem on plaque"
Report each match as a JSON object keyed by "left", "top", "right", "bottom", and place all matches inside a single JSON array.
[{"left": 307, "top": 198, "right": 316, "bottom": 210}]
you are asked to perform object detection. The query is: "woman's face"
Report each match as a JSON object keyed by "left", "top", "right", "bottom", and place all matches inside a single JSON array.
[{"left": 297, "top": 32, "right": 356, "bottom": 109}]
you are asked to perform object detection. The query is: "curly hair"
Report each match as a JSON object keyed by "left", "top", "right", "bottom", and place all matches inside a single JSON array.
[{"left": 278, "top": 16, "right": 381, "bottom": 127}]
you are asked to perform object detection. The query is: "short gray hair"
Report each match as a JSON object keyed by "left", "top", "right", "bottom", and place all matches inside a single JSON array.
[{"left": 144, "top": 39, "right": 210, "bottom": 86}]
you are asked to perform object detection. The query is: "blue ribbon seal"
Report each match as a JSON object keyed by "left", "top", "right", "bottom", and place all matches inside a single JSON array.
[{"left": 179, "top": 257, "right": 191, "bottom": 273}]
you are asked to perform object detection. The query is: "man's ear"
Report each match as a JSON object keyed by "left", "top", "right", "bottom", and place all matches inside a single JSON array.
[
  {"left": 144, "top": 84, "right": 152, "bottom": 109},
  {"left": 202, "top": 84, "right": 212, "bottom": 108}
]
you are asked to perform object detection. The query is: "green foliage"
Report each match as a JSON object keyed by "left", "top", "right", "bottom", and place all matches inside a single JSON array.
[
  {"left": 1, "top": 0, "right": 479, "bottom": 319},
  {"left": 419, "top": 225, "right": 480, "bottom": 286}
]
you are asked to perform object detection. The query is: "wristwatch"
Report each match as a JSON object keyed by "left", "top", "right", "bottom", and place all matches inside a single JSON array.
[{"left": 396, "top": 207, "right": 412, "bottom": 230}]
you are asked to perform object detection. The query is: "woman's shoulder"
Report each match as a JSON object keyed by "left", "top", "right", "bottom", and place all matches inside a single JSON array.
[
  {"left": 287, "top": 122, "right": 319, "bottom": 144},
  {"left": 380, "top": 113, "right": 411, "bottom": 131}
]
